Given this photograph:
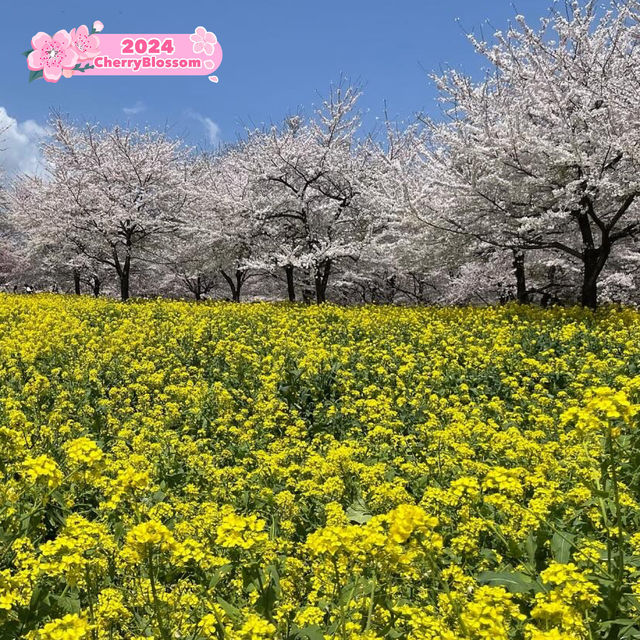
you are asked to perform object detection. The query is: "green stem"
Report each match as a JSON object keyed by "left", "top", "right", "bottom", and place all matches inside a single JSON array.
[
  {"left": 147, "top": 550, "right": 170, "bottom": 640},
  {"left": 607, "top": 431, "right": 626, "bottom": 608},
  {"left": 364, "top": 570, "right": 376, "bottom": 631},
  {"left": 85, "top": 566, "right": 98, "bottom": 640}
]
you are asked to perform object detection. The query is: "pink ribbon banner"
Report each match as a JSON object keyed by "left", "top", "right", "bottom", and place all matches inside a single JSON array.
[{"left": 25, "top": 22, "right": 223, "bottom": 83}]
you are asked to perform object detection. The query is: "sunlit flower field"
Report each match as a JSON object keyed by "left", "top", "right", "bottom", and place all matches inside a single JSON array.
[{"left": 2, "top": 295, "right": 640, "bottom": 640}]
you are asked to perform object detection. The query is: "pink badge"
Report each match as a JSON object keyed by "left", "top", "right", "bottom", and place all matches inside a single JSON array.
[{"left": 24, "top": 22, "right": 223, "bottom": 83}]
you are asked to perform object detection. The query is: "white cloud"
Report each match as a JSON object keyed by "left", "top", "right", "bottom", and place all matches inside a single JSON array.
[
  {"left": 185, "top": 109, "right": 221, "bottom": 145},
  {"left": 0, "top": 107, "right": 49, "bottom": 178},
  {"left": 123, "top": 101, "right": 146, "bottom": 115}
]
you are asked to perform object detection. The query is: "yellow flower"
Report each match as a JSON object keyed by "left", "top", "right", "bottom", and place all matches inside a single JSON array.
[
  {"left": 1, "top": 297, "right": 640, "bottom": 638},
  {"left": 125, "top": 520, "right": 175, "bottom": 558},
  {"left": 216, "top": 512, "right": 268, "bottom": 550},
  {"left": 387, "top": 504, "right": 439, "bottom": 545},
  {"left": 21, "top": 455, "right": 63, "bottom": 489},
  {"left": 96, "top": 587, "right": 131, "bottom": 625},
  {"left": 63, "top": 437, "right": 104, "bottom": 481},
  {"left": 237, "top": 613, "right": 276, "bottom": 639},
  {"left": 31, "top": 614, "right": 91, "bottom": 640}
]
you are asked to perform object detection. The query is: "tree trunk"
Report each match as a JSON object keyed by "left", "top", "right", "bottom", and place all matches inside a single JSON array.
[
  {"left": 194, "top": 276, "right": 202, "bottom": 301},
  {"left": 113, "top": 248, "right": 131, "bottom": 302},
  {"left": 314, "top": 260, "right": 331, "bottom": 304},
  {"left": 314, "top": 274, "right": 325, "bottom": 304},
  {"left": 221, "top": 269, "right": 244, "bottom": 302},
  {"left": 73, "top": 270, "right": 81, "bottom": 295},
  {"left": 575, "top": 208, "right": 610, "bottom": 311},
  {"left": 92, "top": 277, "right": 100, "bottom": 297},
  {"left": 581, "top": 245, "right": 608, "bottom": 310},
  {"left": 285, "top": 265, "right": 295, "bottom": 302},
  {"left": 234, "top": 270, "right": 243, "bottom": 302},
  {"left": 385, "top": 275, "right": 396, "bottom": 304},
  {"left": 119, "top": 256, "right": 130, "bottom": 301},
  {"left": 120, "top": 277, "right": 129, "bottom": 301},
  {"left": 512, "top": 250, "right": 529, "bottom": 304}
]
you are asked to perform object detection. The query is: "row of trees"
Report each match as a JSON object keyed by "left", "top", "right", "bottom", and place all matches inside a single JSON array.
[{"left": 2, "top": 0, "right": 640, "bottom": 308}]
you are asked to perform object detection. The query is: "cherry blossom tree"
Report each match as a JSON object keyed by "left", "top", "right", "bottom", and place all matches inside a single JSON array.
[
  {"left": 9, "top": 173, "right": 93, "bottom": 293},
  {"left": 5, "top": 5, "right": 640, "bottom": 309},
  {"left": 238, "top": 83, "right": 380, "bottom": 303},
  {"left": 413, "top": 0, "right": 640, "bottom": 308},
  {"left": 10, "top": 118, "right": 194, "bottom": 300},
  {"left": 182, "top": 145, "right": 267, "bottom": 302}
]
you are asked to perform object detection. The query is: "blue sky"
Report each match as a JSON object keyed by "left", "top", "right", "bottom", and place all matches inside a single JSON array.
[{"left": 1, "top": 0, "right": 550, "bottom": 174}]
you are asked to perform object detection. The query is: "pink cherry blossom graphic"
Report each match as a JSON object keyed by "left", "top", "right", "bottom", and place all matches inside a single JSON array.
[
  {"left": 27, "top": 30, "right": 78, "bottom": 83},
  {"left": 189, "top": 26, "right": 216, "bottom": 56},
  {"left": 69, "top": 25, "right": 101, "bottom": 61},
  {"left": 25, "top": 23, "right": 223, "bottom": 84}
]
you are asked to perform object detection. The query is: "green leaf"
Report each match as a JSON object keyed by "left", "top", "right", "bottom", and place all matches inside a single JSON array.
[
  {"left": 28, "top": 585, "right": 43, "bottom": 608},
  {"left": 266, "top": 564, "right": 281, "bottom": 591},
  {"left": 524, "top": 531, "right": 537, "bottom": 563},
  {"left": 346, "top": 499, "right": 371, "bottom": 524},
  {"left": 551, "top": 531, "right": 575, "bottom": 563},
  {"left": 255, "top": 581, "right": 278, "bottom": 619},
  {"left": 601, "top": 619, "right": 638, "bottom": 627},
  {"left": 208, "top": 564, "right": 232, "bottom": 589},
  {"left": 113, "top": 521, "right": 126, "bottom": 540},
  {"left": 22, "top": 49, "right": 33, "bottom": 57},
  {"left": 291, "top": 625, "right": 324, "bottom": 640},
  {"left": 216, "top": 597, "right": 242, "bottom": 622},
  {"left": 28, "top": 69, "right": 43, "bottom": 83},
  {"left": 478, "top": 547, "right": 502, "bottom": 564},
  {"left": 600, "top": 619, "right": 640, "bottom": 637},
  {"left": 52, "top": 594, "right": 81, "bottom": 613},
  {"left": 477, "top": 571, "right": 540, "bottom": 593}
]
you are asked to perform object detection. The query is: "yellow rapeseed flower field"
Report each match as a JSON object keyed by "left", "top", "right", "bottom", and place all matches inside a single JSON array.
[{"left": 2, "top": 295, "right": 640, "bottom": 640}]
